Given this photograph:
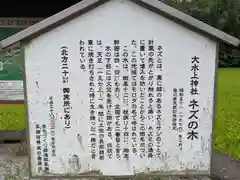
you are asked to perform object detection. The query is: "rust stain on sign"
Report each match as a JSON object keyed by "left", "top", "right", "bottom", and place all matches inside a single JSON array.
[{"left": 77, "top": 134, "right": 85, "bottom": 151}]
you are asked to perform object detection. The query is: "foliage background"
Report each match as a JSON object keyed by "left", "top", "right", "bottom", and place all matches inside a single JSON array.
[{"left": 163, "top": 0, "right": 240, "bottom": 67}]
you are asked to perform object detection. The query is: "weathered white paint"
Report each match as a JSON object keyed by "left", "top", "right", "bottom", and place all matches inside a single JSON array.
[
  {"left": 24, "top": 0, "right": 217, "bottom": 177},
  {"left": 0, "top": 144, "right": 102, "bottom": 180}
]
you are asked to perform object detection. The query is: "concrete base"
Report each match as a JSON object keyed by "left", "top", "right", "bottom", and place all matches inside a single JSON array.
[{"left": 0, "top": 130, "right": 26, "bottom": 142}]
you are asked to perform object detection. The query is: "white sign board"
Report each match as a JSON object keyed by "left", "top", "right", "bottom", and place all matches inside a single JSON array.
[{"left": 24, "top": 0, "right": 217, "bottom": 178}]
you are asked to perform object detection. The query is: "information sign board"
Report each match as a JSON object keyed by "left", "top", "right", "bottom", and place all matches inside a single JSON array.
[{"left": 23, "top": 0, "right": 217, "bottom": 178}]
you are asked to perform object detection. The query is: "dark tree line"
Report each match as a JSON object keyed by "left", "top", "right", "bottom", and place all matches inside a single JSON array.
[{"left": 163, "top": 0, "right": 240, "bottom": 67}]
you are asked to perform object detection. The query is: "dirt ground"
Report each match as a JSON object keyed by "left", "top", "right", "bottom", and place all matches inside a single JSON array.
[{"left": 211, "top": 150, "right": 240, "bottom": 180}]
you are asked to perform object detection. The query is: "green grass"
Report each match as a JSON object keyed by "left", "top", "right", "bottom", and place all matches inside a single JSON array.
[
  {"left": 0, "top": 104, "right": 25, "bottom": 130},
  {"left": 214, "top": 68, "right": 240, "bottom": 159}
]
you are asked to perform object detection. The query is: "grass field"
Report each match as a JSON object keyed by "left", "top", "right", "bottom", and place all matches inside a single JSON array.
[
  {"left": 214, "top": 68, "right": 240, "bottom": 159},
  {"left": 0, "top": 104, "right": 25, "bottom": 130}
]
